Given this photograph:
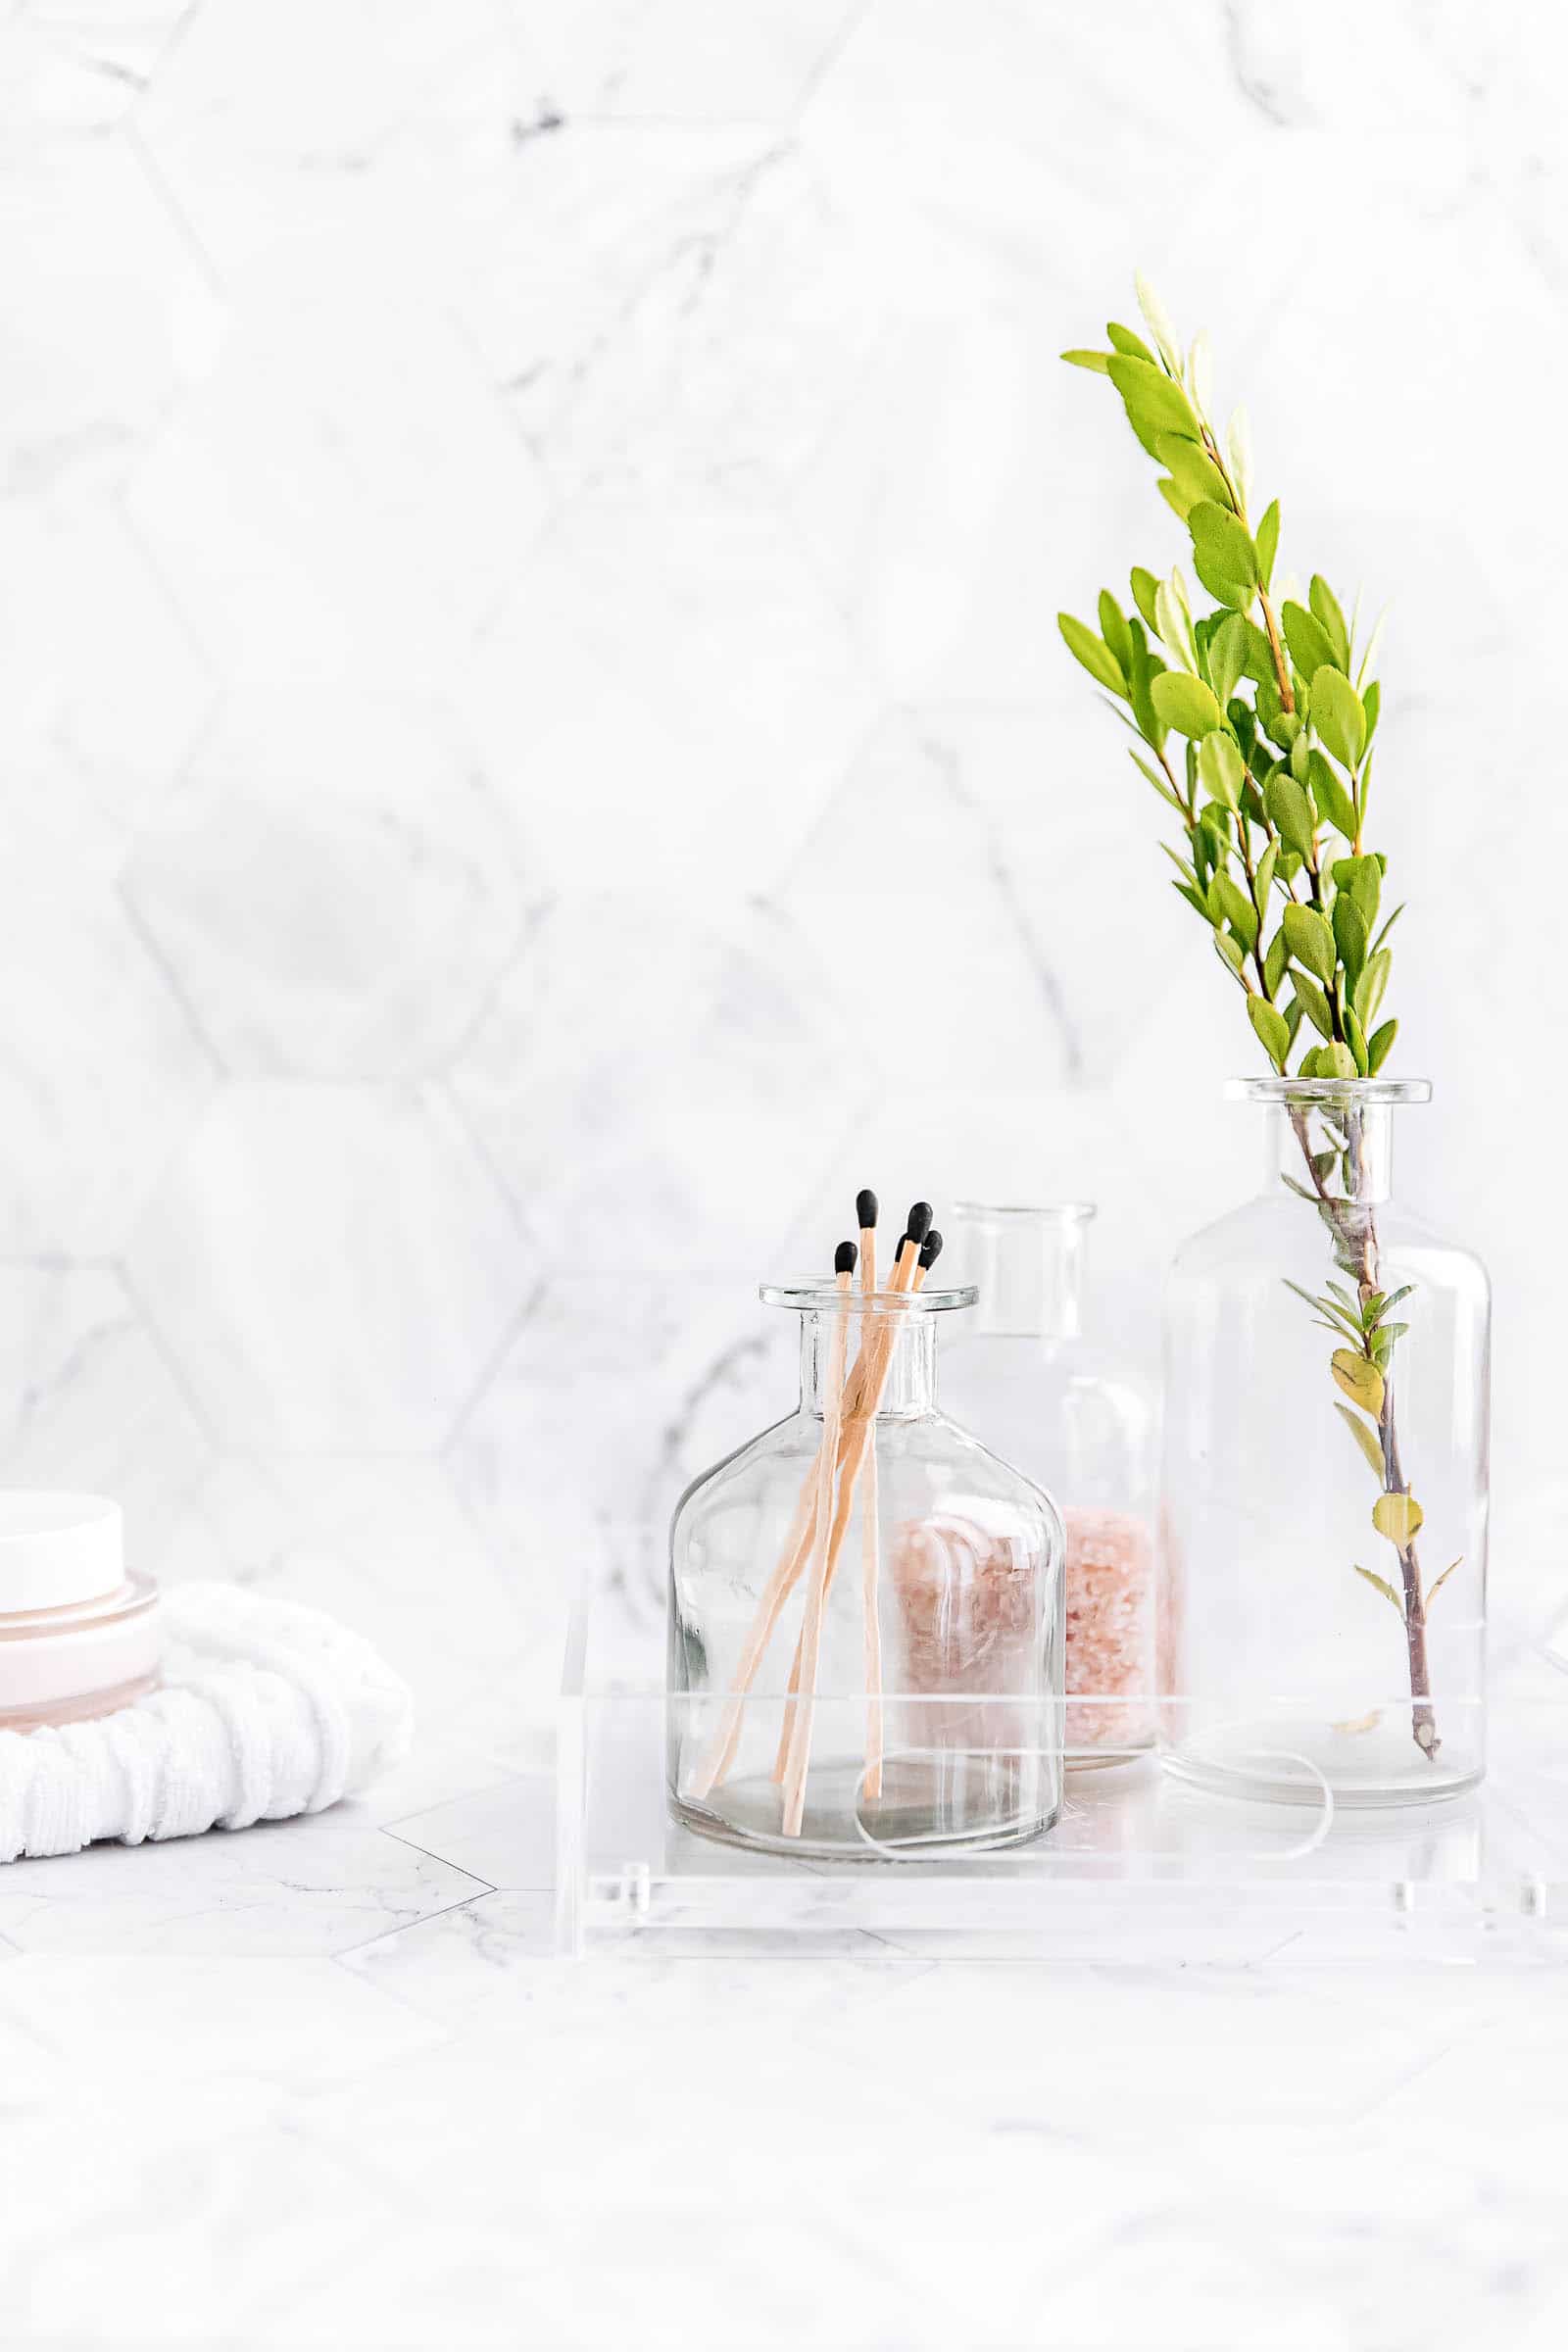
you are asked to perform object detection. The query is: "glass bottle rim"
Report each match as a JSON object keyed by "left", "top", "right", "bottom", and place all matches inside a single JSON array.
[
  {"left": 952, "top": 1199, "right": 1098, "bottom": 1225},
  {"left": 1226, "top": 1075, "right": 1432, "bottom": 1107},
  {"left": 759, "top": 1281, "right": 978, "bottom": 1315}
]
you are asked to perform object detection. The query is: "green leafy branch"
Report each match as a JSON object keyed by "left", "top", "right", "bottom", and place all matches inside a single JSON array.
[
  {"left": 1058, "top": 275, "right": 1398, "bottom": 1082},
  {"left": 1059, "top": 278, "right": 1446, "bottom": 1758}
]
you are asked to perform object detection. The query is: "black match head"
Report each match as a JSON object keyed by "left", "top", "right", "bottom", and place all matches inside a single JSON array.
[
  {"left": 856, "top": 1188, "right": 878, "bottom": 1231},
  {"left": 834, "top": 1240, "right": 858, "bottom": 1277},
  {"left": 918, "top": 1229, "right": 943, "bottom": 1272},
  {"left": 906, "top": 1200, "right": 934, "bottom": 1246}
]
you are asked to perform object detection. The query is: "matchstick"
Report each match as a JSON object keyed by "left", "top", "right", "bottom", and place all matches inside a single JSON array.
[
  {"left": 771, "top": 1241, "right": 856, "bottom": 1815},
  {"left": 781, "top": 1223, "right": 943, "bottom": 1834},
  {"left": 772, "top": 1215, "right": 916, "bottom": 1782},
  {"left": 690, "top": 1242, "right": 856, "bottom": 1802},
  {"left": 857, "top": 1190, "right": 884, "bottom": 1803}
]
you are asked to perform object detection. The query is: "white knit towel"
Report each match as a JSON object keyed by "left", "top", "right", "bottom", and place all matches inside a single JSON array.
[{"left": 0, "top": 1584, "right": 414, "bottom": 1864}]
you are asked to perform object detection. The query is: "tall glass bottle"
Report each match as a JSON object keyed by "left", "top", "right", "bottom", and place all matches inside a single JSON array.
[
  {"left": 667, "top": 1280, "right": 1065, "bottom": 1860},
  {"left": 944, "top": 1204, "right": 1156, "bottom": 1764},
  {"left": 1160, "top": 1078, "right": 1489, "bottom": 1806}
]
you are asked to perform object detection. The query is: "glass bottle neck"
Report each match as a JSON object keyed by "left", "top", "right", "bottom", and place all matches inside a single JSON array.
[
  {"left": 799, "top": 1310, "right": 938, "bottom": 1420},
  {"left": 951, "top": 1208, "right": 1090, "bottom": 1339},
  {"left": 1262, "top": 1100, "right": 1395, "bottom": 1204}
]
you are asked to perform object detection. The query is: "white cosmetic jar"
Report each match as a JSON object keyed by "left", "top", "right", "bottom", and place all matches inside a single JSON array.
[{"left": 0, "top": 1494, "right": 161, "bottom": 1732}]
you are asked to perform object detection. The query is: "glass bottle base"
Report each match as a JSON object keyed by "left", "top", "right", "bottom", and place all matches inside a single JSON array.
[
  {"left": 1161, "top": 1713, "right": 1484, "bottom": 1809},
  {"left": 669, "top": 1752, "right": 1060, "bottom": 1864}
]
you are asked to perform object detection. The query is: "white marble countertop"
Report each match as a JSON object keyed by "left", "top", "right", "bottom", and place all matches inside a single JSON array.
[{"left": 2, "top": 1729, "right": 1565, "bottom": 2352}]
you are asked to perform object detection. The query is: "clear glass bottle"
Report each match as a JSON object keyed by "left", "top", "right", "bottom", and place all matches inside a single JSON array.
[
  {"left": 944, "top": 1204, "right": 1156, "bottom": 1765},
  {"left": 667, "top": 1280, "right": 1065, "bottom": 1860},
  {"left": 1160, "top": 1077, "right": 1489, "bottom": 1807}
]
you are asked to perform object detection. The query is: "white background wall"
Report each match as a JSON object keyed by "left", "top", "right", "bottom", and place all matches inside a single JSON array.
[{"left": 3, "top": 0, "right": 1562, "bottom": 1729}]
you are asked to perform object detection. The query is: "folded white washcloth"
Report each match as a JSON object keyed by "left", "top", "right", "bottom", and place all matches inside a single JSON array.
[{"left": 0, "top": 1583, "right": 414, "bottom": 1864}]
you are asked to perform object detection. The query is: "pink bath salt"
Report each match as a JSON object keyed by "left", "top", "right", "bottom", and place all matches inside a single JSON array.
[
  {"left": 1063, "top": 1504, "right": 1153, "bottom": 1751},
  {"left": 889, "top": 1511, "right": 1040, "bottom": 1690}
]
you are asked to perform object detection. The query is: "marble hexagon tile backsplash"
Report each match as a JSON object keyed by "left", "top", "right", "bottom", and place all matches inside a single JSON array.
[{"left": 2, "top": 1, "right": 1563, "bottom": 1726}]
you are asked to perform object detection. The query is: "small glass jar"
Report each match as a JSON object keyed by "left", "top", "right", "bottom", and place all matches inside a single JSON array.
[
  {"left": 1160, "top": 1078, "right": 1489, "bottom": 1807},
  {"left": 944, "top": 1204, "right": 1156, "bottom": 1765},
  {"left": 667, "top": 1281, "right": 1065, "bottom": 1860}
]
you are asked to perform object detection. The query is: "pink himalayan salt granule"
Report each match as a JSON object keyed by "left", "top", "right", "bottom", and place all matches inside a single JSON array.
[
  {"left": 1063, "top": 1504, "right": 1154, "bottom": 1751},
  {"left": 886, "top": 1505, "right": 1154, "bottom": 1755},
  {"left": 888, "top": 1511, "right": 1040, "bottom": 1690}
]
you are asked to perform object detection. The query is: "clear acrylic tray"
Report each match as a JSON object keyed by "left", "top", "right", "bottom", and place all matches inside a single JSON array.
[{"left": 556, "top": 1593, "right": 1568, "bottom": 1966}]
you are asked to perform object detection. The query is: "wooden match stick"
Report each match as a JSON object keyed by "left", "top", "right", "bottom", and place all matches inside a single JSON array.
[
  {"left": 770, "top": 1241, "right": 856, "bottom": 1816},
  {"left": 781, "top": 1223, "right": 942, "bottom": 1834},
  {"left": 772, "top": 1214, "right": 916, "bottom": 1784},
  {"left": 857, "top": 1190, "right": 884, "bottom": 1803},
  {"left": 689, "top": 1242, "right": 856, "bottom": 1802}
]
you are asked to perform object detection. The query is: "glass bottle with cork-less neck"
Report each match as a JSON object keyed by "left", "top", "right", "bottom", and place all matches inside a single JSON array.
[
  {"left": 944, "top": 1204, "right": 1156, "bottom": 1765},
  {"left": 667, "top": 1281, "right": 1065, "bottom": 1861},
  {"left": 1160, "top": 1077, "right": 1489, "bottom": 1807}
]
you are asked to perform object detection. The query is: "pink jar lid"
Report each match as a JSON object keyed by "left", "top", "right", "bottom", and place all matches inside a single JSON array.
[{"left": 0, "top": 1492, "right": 123, "bottom": 1613}]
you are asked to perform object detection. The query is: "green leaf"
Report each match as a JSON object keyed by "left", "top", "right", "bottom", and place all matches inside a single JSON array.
[
  {"left": 1129, "top": 566, "right": 1161, "bottom": 632},
  {"left": 1309, "top": 575, "right": 1350, "bottom": 667},
  {"left": 1252, "top": 840, "right": 1278, "bottom": 916},
  {"left": 1373, "top": 1491, "right": 1424, "bottom": 1548},
  {"left": 1353, "top": 1563, "right": 1406, "bottom": 1620},
  {"left": 1098, "top": 592, "right": 1133, "bottom": 679},
  {"left": 1124, "top": 621, "right": 1166, "bottom": 750},
  {"left": 1106, "top": 355, "right": 1201, "bottom": 444},
  {"left": 1368, "top": 1283, "right": 1414, "bottom": 1324},
  {"left": 1311, "top": 666, "right": 1367, "bottom": 769},
  {"left": 1362, "top": 677, "right": 1381, "bottom": 749},
  {"left": 1155, "top": 433, "right": 1230, "bottom": 511},
  {"left": 1307, "top": 750, "right": 1359, "bottom": 841},
  {"left": 1263, "top": 926, "right": 1290, "bottom": 996},
  {"left": 1283, "top": 904, "right": 1336, "bottom": 984},
  {"left": 1208, "top": 612, "right": 1250, "bottom": 709},
  {"left": 1154, "top": 576, "right": 1194, "bottom": 667},
  {"left": 1058, "top": 612, "right": 1127, "bottom": 695},
  {"left": 1263, "top": 771, "right": 1317, "bottom": 860},
  {"left": 1061, "top": 348, "right": 1112, "bottom": 373},
  {"left": 1318, "top": 1040, "right": 1357, "bottom": 1078},
  {"left": 1131, "top": 751, "right": 1184, "bottom": 813},
  {"left": 1191, "top": 547, "right": 1253, "bottom": 609},
  {"left": 1254, "top": 500, "right": 1281, "bottom": 588},
  {"left": 1338, "top": 1404, "right": 1388, "bottom": 1477},
  {"left": 1282, "top": 600, "right": 1338, "bottom": 680},
  {"left": 1427, "top": 1558, "right": 1462, "bottom": 1605},
  {"left": 1333, "top": 892, "right": 1369, "bottom": 985},
  {"left": 1187, "top": 499, "right": 1258, "bottom": 591},
  {"left": 1331, "top": 854, "right": 1381, "bottom": 930},
  {"left": 1212, "top": 928, "right": 1247, "bottom": 976},
  {"left": 1198, "top": 731, "right": 1246, "bottom": 809},
  {"left": 1371, "top": 904, "right": 1404, "bottom": 953},
  {"left": 1367, "top": 1016, "right": 1398, "bottom": 1072},
  {"left": 1291, "top": 974, "right": 1336, "bottom": 1040},
  {"left": 1158, "top": 475, "right": 1194, "bottom": 520},
  {"left": 1214, "top": 871, "right": 1257, "bottom": 947},
  {"left": 1248, "top": 996, "right": 1291, "bottom": 1067},
  {"left": 1254, "top": 680, "right": 1294, "bottom": 751},
  {"left": 1152, "top": 672, "right": 1226, "bottom": 737},
  {"left": 1345, "top": 1006, "right": 1370, "bottom": 1074},
  {"left": 1106, "top": 321, "right": 1156, "bottom": 364}
]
